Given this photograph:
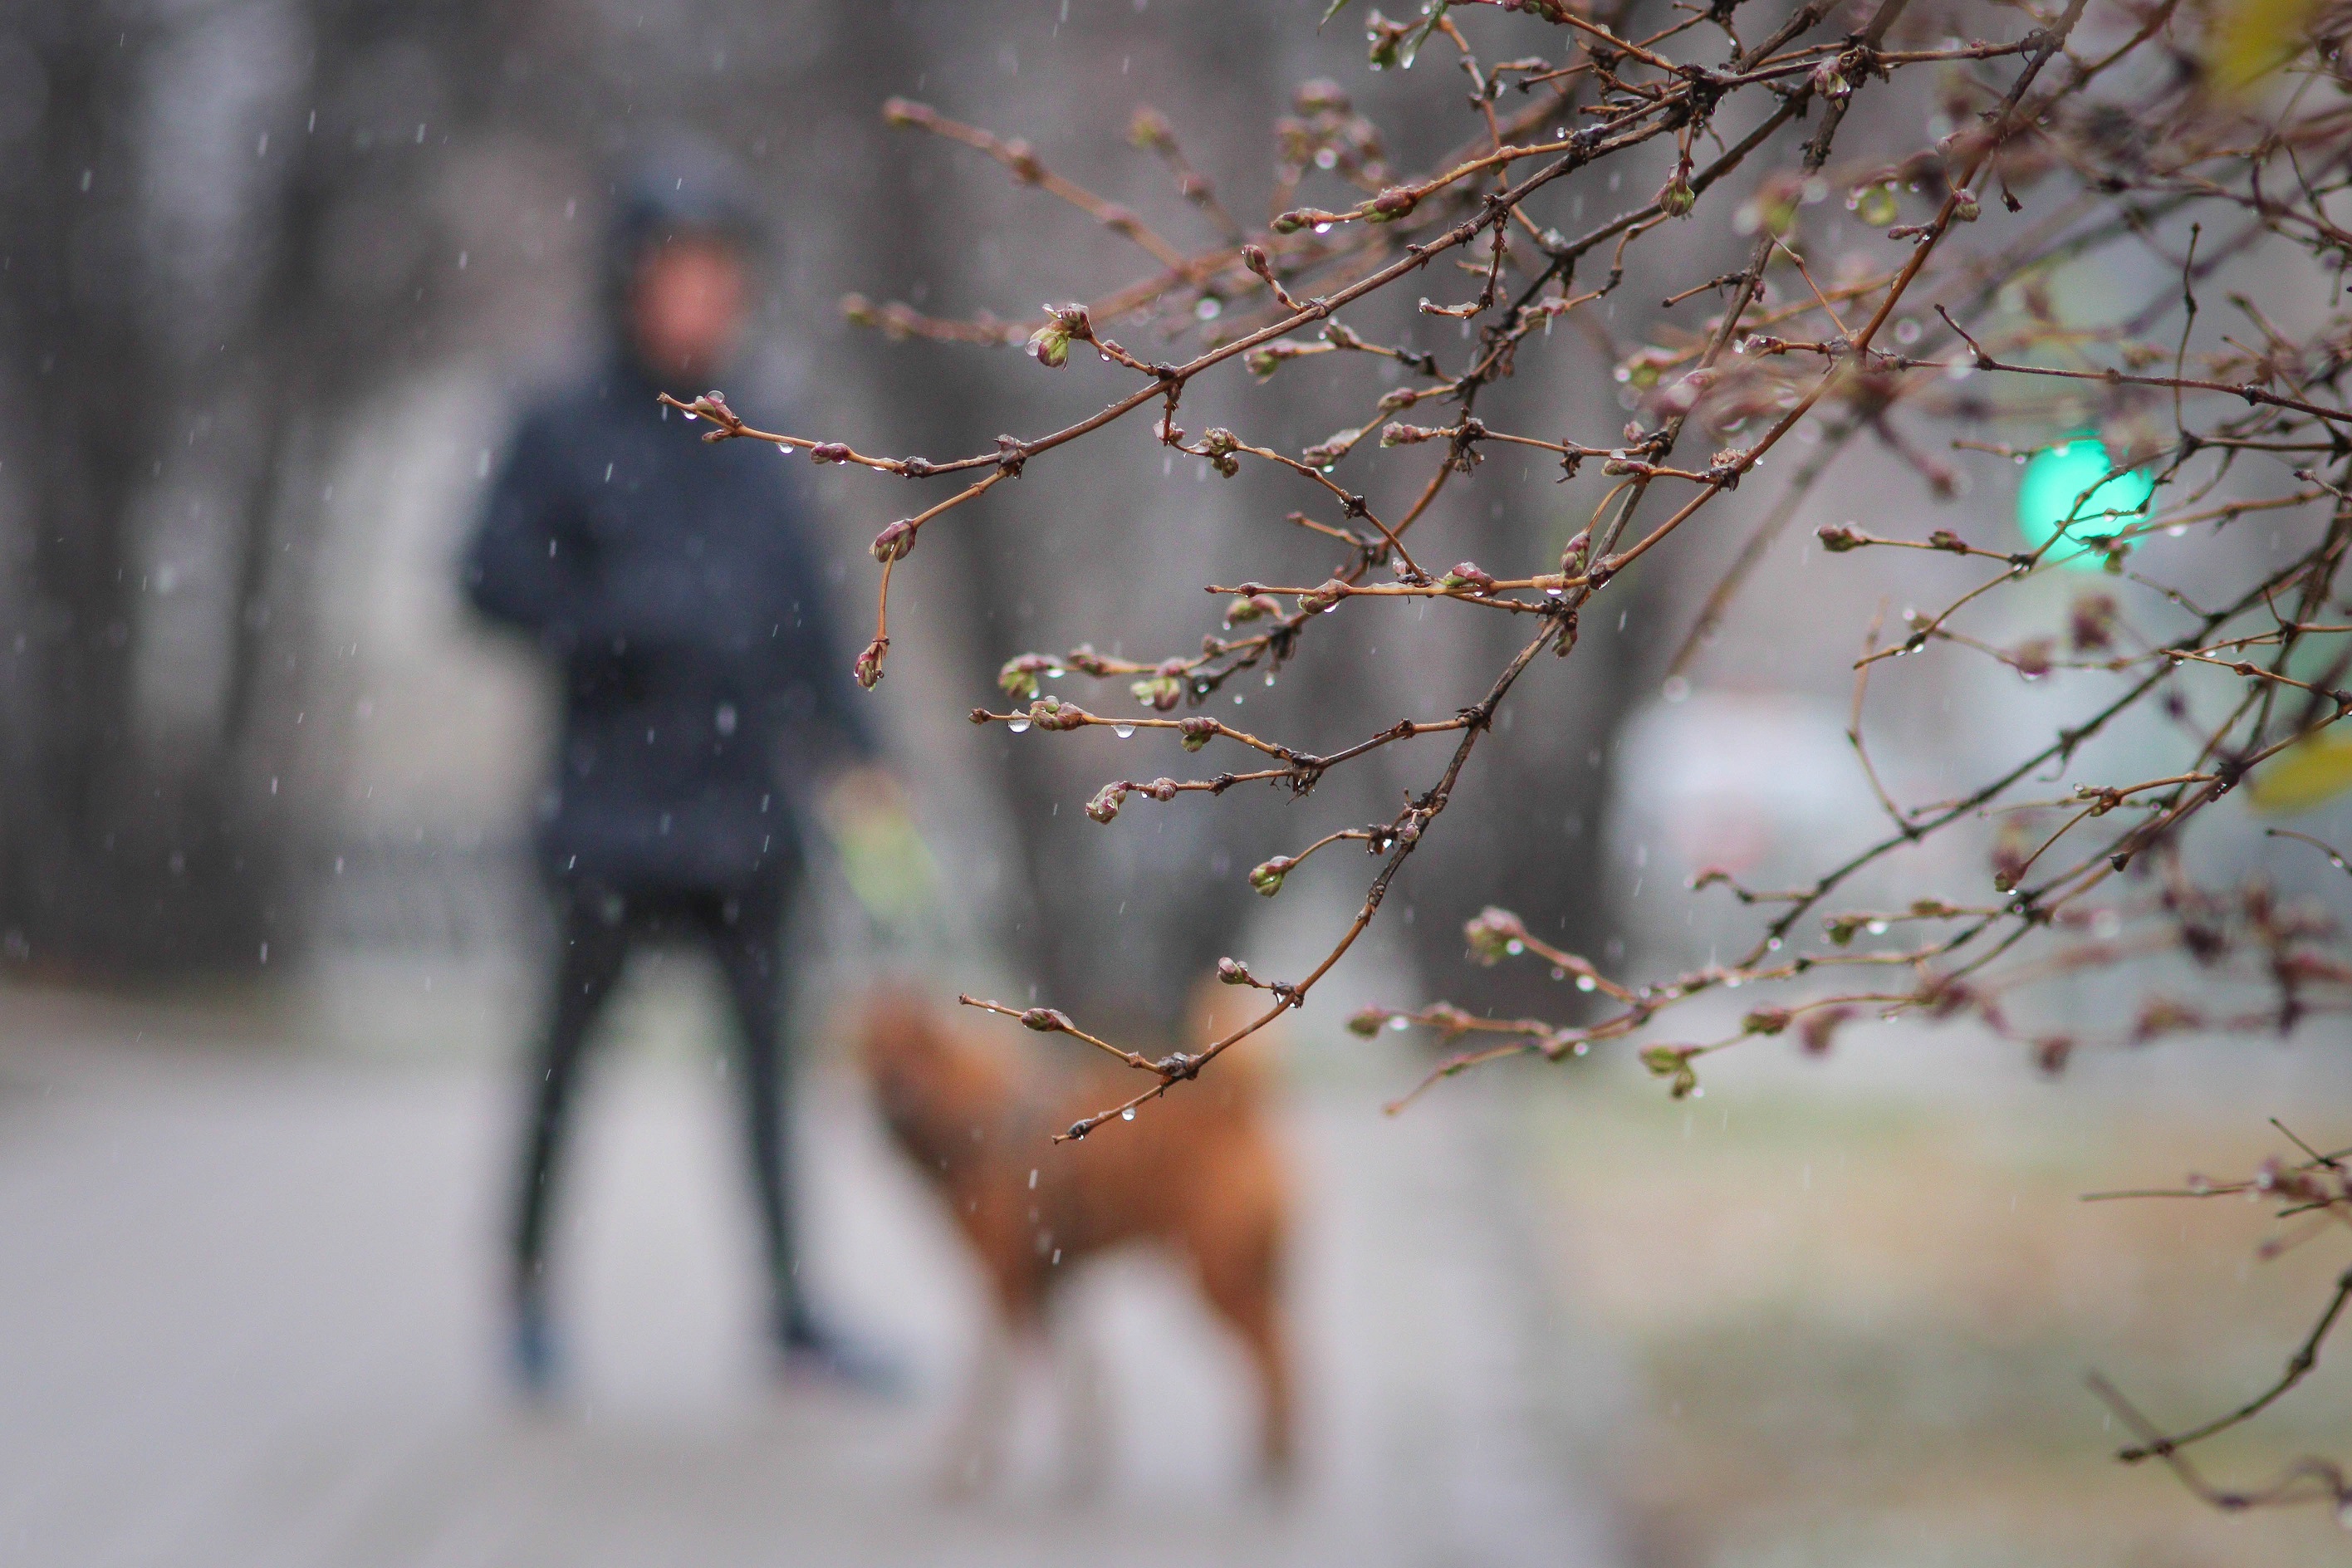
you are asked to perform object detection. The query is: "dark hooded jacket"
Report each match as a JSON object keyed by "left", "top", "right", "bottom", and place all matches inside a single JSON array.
[{"left": 464, "top": 153, "right": 870, "bottom": 891}]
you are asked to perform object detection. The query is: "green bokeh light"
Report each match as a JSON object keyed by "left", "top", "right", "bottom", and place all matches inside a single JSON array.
[{"left": 2015, "top": 436, "right": 2154, "bottom": 571}]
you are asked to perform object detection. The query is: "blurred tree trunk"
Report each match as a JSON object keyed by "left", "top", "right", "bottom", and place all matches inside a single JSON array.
[
  {"left": 816, "top": 2, "right": 1304, "bottom": 1036},
  {"left": 0, "top": 2, "right": 529, "bottom": 979},
  {"left": 794, "top": 0, "right": 1641, "bottom": 1034},
  {"left": 788, "top": 2, "right": 1069, "bottom": 998},
  {"left": 0, "top": 10, "right": 227, "bottom": 977}
]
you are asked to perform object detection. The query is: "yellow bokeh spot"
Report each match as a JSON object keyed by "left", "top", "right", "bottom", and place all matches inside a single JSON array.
[
  {"left": 2246, "top": 731, "right": 2352, "bottom": 816},
  {"left": 2207, "top": 0, "right": 2318, "bottom": 92}
]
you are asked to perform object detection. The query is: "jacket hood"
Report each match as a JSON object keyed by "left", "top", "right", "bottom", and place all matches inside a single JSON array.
[{"left": 603, "top": 131, "right": 765, "bottom": 333}]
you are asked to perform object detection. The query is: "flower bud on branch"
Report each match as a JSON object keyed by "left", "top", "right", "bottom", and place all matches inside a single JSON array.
[
  {"left": 1027, "top": 695, "right": 1090, "bottom": 732},
  {"left": 1639, "top": 1045, "right": 1702, "bottom": 1100},
  {"left": 1464, "top": 906, "right": 1528, "bottom": 963},
  {"left": 999, "top": 653, "right": 1054, "bottom": 701},
  {"left": 853, "top": 638, "right": 888, "bottom": 691},
  {"left": 1026, "top": 303, "right": 1092, "bottom": 369},
  {"left": 1086, "top": 782, "right": 1129, "bottom": 823},
  {"left": 1296, "top": 579, "right": 1349, "bottom": 614}
]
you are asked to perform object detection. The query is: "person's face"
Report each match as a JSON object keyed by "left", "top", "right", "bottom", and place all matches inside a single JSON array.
[{"left": 630, "top": 237, "right": 748, "bottom": 380}]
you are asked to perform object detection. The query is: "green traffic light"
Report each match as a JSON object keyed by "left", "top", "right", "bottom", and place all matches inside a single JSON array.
[{"left": 2015, "top": 435, "right": 2153, "bottom": 571}]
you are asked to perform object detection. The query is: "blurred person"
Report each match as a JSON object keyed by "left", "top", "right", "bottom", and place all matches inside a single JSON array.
[{"left": 464, "top": 138, "right": 891, "bottom": 1394}]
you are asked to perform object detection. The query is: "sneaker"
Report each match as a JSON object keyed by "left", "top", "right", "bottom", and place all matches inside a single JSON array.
[{"left": 512, "top": 1293, "right": 561, "bottom": 1398}]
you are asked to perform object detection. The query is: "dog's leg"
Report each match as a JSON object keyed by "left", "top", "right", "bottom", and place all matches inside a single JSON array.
[
  {"left": 1198, "top": 1231, "right": 1296, "bottom": 1492},
  {"left": 1051, "top": 1297, "right": 1110, "bottom": 1503},
  {"left": 937, "top": 1321, "right": 1017, "bottom": 1499}
]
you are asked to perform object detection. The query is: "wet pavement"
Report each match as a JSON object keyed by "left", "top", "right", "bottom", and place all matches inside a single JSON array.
[{"left": 0, "top": 970, "right": 1624, "bottom": 1567}]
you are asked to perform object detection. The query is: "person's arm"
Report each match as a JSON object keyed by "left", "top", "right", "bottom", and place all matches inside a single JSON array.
[{"left": 462, "top": 410, "right": 591, "bottom": 652}]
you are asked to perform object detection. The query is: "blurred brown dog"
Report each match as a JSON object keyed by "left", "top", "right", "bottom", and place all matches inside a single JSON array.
[{"left": 858, "top": 980, "right": 1292, "bottom": 1492}]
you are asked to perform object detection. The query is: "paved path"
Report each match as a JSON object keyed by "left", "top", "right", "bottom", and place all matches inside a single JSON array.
[{"left": 0, "top": 978, "right": 1622, "bottom": 1567}]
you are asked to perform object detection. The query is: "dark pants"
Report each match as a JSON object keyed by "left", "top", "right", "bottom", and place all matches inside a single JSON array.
[{"left": 510, "top": 869, "right": 806, "bottom": 1337}]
